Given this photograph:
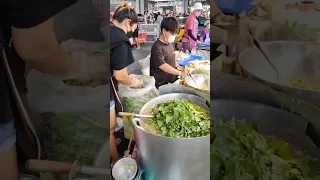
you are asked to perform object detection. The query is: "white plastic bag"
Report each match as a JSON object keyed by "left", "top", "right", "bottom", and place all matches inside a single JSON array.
[
  {"left": 26, "top": 39, "right": 108, "bottom": 167},
  {"left": 118, "top": 75, "right": 159, "bottom": 113},
  {"left": 138, "top": 54, "right": 151, "bottom": 76}
]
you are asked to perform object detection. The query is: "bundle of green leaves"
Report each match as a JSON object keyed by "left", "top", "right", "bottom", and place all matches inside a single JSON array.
[
  {"left": 211, "top": 119, "right": 320, "bottom": 180},
  {"left": 148, "top": 99, "right": 210, "bottom": 138}
]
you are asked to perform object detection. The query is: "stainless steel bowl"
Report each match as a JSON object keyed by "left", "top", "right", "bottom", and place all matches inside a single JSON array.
[
  {"left": 112, "top": 158, "right": 138, "bottom": 180},
  {"left": 238, "top": 41, "right": 320, "bottom": 106},
  {"left": 184, "top": 74, "right": 210, "bottom": 91}
]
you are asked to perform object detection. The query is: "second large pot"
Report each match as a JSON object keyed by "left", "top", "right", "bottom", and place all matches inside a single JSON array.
[{"left": 133, "top": 93, "right": 210, "bottom": 180}]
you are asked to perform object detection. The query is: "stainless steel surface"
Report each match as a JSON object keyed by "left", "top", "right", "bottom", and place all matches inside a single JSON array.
[
  {"left": 112, "top": 158, "right": 138, "bottom": 180},
  {"left": 184, "top": 74, "right": 210, "bottom": 91},
  {"left": 211, "top": 99, "right": 320, "bottom": 158},
  {"left": 238, "top": 41, "right": 320, "bottom": 106},
  {"left": 133, "top": 93, "right": 210, "bottom": 180},
  {"left": 252, "top": 38, "right": 283, "bottom": 79},
  {"left": 188, "top": 74, "right": 199, "bottom": 87}
]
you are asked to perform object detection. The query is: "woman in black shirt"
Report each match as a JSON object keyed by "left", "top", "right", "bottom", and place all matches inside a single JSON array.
[{"left": 110, "top": 6, "right": 143, "bottom": 164}]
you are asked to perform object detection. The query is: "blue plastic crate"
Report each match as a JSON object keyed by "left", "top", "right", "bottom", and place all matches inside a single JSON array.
[{"left": 177, "top": 55, "right": 203, "bottom": 66}]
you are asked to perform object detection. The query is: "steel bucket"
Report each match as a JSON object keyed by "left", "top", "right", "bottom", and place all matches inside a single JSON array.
[
  {"left": 238, "top": 41, "right": 320, "bottom": 106},
  {"left": 132, "top": 93, "right": 210, "bottom": 180}
]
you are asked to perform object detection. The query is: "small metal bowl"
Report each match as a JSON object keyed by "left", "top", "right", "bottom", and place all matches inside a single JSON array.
[
  {"left": 184, "top": 74, "right": 210, "bottom": 91},
  {"left": 112, "top": 157, "right": 138, "bottom": 180}
]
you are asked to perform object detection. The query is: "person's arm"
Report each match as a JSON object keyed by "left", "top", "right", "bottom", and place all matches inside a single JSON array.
[
  {"left": 12, "top": 18, "right": 73, "bottom": 76},
  {"left": 111, "top": 43, "right": 134, "bottom": 85},
  {"left": 114, "top": 68, "right": 132, "bottom": 85},
  {"left": 7, "top": 0, "right": 77, "bottom": 76},
  {"left": 152, "top": 45, "right": 182, "bottom": 76},
  {"left": 188, "top": 29, "right": 198, "bottom": 41},
  {"left": 159, "top": 64, "right": 182, "bottom": 76},
  {"left": 200, "top": 30, "right": 206, "bottom": 42}
]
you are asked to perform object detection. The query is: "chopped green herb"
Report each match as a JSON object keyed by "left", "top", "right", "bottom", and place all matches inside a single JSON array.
[
  {"left": 148, "top": 99, "right": 210, "bottom": 138},
  {"left": 211, "top": 119, "right": 320, "bottom": 180}
]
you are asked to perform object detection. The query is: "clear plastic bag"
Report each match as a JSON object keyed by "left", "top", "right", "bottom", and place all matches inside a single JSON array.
[
  {"left": 26, "top": 39, "right": 109, "bottom": 172},
  {"left": 138, "top": 54, "right": 151, "bottom": 76},
  {"left": 118, "top": 75, "right": 159, "bottom": 113}
]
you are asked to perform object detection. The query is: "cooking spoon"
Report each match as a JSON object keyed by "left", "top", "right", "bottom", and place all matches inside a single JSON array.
[{"left": 118, "top": 112, "right": 153, "bottom": 118}]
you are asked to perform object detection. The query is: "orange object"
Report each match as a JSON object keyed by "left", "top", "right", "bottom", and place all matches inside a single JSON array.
[{"left": 120, "top": 1, "right": 129, "bottom": 7}]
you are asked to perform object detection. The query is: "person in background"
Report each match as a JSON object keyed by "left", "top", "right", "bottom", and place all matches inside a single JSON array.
[
  {"left": 200, "top": 20, "right": 210, "bottom": 43},
  {"left": 133, "top": 23, "right": 141, "bottom": 49},
  {"left": 150, "top": 17, "right": 188, "bottom": 88},
  {"left": 157, "top": 12, "right": 163, "bottom": 25},
  {"left": 110, "top": 6, "right": 143, "bottom": 164},
  {"left": 180, "top": 2, "right": 203, "bottom": 53}
]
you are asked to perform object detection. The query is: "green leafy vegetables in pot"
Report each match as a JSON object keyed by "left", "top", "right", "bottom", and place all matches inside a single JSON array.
[
  {"left": 147, "top": 99, "right": 210, "bottom": 138},
  {"left": 211, "top": 118, "right": 320, "bottom": 180}
]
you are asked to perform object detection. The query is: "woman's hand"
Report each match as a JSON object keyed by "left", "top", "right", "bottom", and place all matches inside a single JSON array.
[
  {"left": 129, "top": 75, "right": 144, "bottom": 87},
  {"left": 196, "top": 40, "right": 203, "bottom": 45}
]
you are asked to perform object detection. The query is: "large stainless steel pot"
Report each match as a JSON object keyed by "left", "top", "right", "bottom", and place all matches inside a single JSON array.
[
  {"left": 133, "top": 93, "right": 210, "bottom": 180},
  {"left": 211, "top": 99, "right": 320, "bottom": 159},
  {"left": 238, "top": 41, "right": 320, "bottom": 106}
]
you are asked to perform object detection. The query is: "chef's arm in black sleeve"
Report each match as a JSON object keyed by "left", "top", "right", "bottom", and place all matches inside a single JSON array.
[
  {"left": 188, "top": 29, "right": 197, "bottom": 41},
  {"left": 5, "top": 0, "right": 76, "bottom": 76}
]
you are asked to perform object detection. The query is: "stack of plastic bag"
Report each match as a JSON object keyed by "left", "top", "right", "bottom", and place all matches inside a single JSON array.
[
  {"left": 118, "top": 75, "right": 159, "bottom": 113},
  {"left": 138, "top": 54, "right": 151, "bottom": 76},
  {"left": 26, "top": 39, "right": 109, "bottom": 179}
]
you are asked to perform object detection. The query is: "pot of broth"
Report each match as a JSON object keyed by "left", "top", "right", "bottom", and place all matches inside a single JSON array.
[{"left": 132, "top": 93, "right": 210, "bottom": 180}]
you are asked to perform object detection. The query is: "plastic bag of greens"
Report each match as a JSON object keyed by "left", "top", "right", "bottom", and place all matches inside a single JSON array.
[
  {"left": 26, "top": 40, "right": 109, "bottom": 178},
  {"left": 118, "top": 75, "right": 159, "bottom": 113}
]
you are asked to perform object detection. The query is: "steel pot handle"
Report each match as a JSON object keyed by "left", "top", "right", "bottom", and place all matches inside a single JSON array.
[{"left": 132, "top": 118, "right": 142, "bottom": 128}]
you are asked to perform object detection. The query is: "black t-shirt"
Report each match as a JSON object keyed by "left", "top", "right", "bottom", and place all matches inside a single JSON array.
[
  {"left": 110, "top": 23, "right": 135, "bottom": 101},
  {"left": 150, "top": 39, "right": 177, "bottom": 88},
  {"left": 0, "top": 0, "right": 77, "bottom": 124}
]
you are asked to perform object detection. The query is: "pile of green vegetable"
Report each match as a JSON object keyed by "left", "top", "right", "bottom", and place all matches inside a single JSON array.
[
  {"left": 211, "top": 118, "right": 320, "bottom": 180},
  {"left": 148, "top": 99, "right": 210, "bottom": 138},
  {"left": 122, "top": 87, "right": 158, "bottom": 113}
]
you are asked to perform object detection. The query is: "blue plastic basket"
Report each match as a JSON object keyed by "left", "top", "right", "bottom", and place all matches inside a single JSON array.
[{"left": 176, "top": 55, "right": 203, "bottom": 66}]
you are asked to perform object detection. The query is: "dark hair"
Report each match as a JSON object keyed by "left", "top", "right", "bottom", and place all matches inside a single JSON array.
[
  {"left": 158, "top": 12, "right": 160, "bottom": 15},
  {"left": 160, "top": 17, "right": 179, "bottom": 34},
  {"left": 113, "top": 7, "right": 139, "bottom": 24}
]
